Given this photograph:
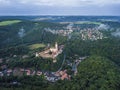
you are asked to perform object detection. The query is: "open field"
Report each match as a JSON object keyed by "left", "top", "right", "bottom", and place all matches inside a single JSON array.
[
  {"left": 28, "top": 43, "right": 46, "bottom": 50},
  {"left": 75, "top": 21, "right": 101, "bottom": 25},
  {"left": 60, "top": 21, "right": 101, "bottom": 25},
  {"left": 0, "top": 20, "right": 21, "bottom": 26}
]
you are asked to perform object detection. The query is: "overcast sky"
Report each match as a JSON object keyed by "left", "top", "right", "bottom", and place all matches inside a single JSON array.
[{"left": 0, "top": 0, "right": 120, "bottom": 16}]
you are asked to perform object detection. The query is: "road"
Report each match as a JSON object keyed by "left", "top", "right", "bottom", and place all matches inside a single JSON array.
[{"left": 57, "top": 53, "right": 66, "bottom": 72}]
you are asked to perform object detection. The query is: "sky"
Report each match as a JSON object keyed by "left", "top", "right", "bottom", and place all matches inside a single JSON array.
[{"left": 0, "top": 0, "right": 120, "bottom": 16}]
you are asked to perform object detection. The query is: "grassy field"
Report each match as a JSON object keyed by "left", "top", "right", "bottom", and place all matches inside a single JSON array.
[
  {"left": 0, "top": 20, "right": 21, "bottom": 26},
  {"left": 28, "top": 43, "right": 46, "bottom": 50},
  {"left": 75, "top": 21, "right": 101, "bottom": 25},
  {"left": 60, "top": 21, "right": 101, "bottom": 25}
]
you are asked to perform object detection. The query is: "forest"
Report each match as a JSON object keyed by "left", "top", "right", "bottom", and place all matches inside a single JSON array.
[{"left": 0, "top": 17, "right": 120, "bottom": 90}]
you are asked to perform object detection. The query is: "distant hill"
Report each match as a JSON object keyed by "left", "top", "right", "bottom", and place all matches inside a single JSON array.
[{"left": 0, "top": 16, "right": 120, "bottom": 22}]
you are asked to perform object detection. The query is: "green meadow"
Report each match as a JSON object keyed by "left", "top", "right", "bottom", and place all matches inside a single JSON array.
[
  {"left": 28, "top": 43, "right": 46, "bottom": 50},
  {"left": 75, "top": 21, "right": 101, "bottom": 25},
  {"left": 0, "top": 20, "right": 21, "bottom": 26}
]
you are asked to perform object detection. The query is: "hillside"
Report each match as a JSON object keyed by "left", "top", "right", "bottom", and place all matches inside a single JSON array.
[
  {"left": 0, "top": 20, "right": 67, "bottom": 58},
  {"left": 76, "top": 56, "right": 120, "bottom": 90},
  {"left": 0, "top": 20, "right": 66, "bottom": 48},
  {"left": 50, "top": 56, "right": 120, "bottom": 90}
]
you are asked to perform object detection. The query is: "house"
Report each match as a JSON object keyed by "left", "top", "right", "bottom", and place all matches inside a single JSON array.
[
  {"left": 1, "top": 65, "right": 7, "bottom": 70},
  {"left": 13, "top": 55, "right": 17, "bottom": 58},
  {"left": 7, "top": 69, "right": 13, "bottom": 76},
  {"left": 22, "top": 55, "right": 29, "bottom": 59},
  {"left": 36, "top": 71, "right": 42, "bottom": 76},
  {"left": 54, "top": 71, "right": 60, "bottom": 77},
  {"left": 46, "top": 75, "right": 60, "bottom": 82},
  {"left": 44, "top": 72, "right": 60, "bottom": 82},
  {"left": 25, "top": 69, "right": 31, "bottom": 76},
  {"left": 61, "top": 73, "right": 68, "bottom": 80},
  {"left": 55, "top": 70, "right": 70, "bottom": 80},
  {"left": 20, "top": 68, "right": 25, "bottom": 72},
  {"left": 0, "top": 72, "right": 4, "bottom": 77}
]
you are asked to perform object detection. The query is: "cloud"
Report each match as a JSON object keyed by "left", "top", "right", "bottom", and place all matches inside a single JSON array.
[
  {"left": 1, "top": 0, "right": 120, "bottom": 7},
  {"left": 0, "top": 0, "right": 78, "bottom": 7},
  {"left": 0, "top": 0, "right": 120, "bottom": 15},
  {"left": 0, "top": 0, "right": 11, "bottom": 5}
]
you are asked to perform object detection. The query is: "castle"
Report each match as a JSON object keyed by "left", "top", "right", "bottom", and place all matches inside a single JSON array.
[{"left": 36, "top": 42, "right": 63, "bottom": 60}]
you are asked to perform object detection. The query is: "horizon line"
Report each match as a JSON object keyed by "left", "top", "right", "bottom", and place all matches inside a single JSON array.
[{"left": 0, "top": 14, "right": 120, "bottom": 17}]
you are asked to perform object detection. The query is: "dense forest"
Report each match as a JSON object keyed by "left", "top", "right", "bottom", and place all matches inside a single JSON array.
[{"left": 65, "top": 37, "right": 120, "bottom": 66}]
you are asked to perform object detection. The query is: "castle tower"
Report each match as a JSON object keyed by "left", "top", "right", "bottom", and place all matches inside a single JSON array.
[
  {"left": 55, "top": 42, "right": 58, "bottom": 51},
  {"left": 35, "top": 52, "right": 39, "bottom": 57}
]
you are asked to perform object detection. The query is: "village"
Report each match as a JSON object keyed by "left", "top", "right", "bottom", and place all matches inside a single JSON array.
[
  {"left": 44, "top": 23, "right": 105, "bottom": 41},
  {"left": 80, "top": 29, "right": 104, "bottom": 40},
  {"left": 0, "top": 53, "right": 87, "bottom": 82},
  {"left": 45, "top": 28, "right": 73, "bottom": 36}
]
